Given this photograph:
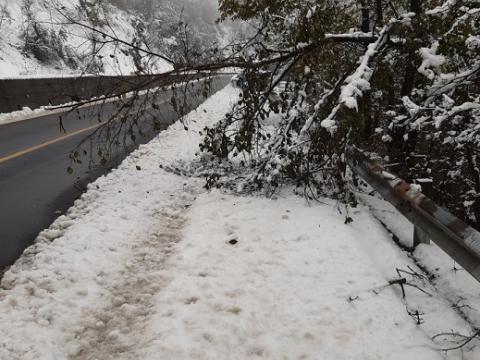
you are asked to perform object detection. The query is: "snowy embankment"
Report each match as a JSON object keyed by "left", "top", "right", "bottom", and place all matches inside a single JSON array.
[{"left": 0, "top": 85, "right": 479, "bottom": 359}]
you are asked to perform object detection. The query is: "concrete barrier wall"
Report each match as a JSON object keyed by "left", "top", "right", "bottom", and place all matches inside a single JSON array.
[
  {"left": 0, "top": 75, "right": 233, "bottom": 269},
  {"left": 0, "top": 73, "right": 203, "bottom": 113}
]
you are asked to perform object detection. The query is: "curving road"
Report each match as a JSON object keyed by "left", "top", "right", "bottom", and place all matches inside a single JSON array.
[{"left": 0, "top": 75, "right": 231, "bottom": 269}]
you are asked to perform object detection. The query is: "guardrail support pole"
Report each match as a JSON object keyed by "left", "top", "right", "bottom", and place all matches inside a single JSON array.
[{"left": 413, "top": 225, "right": 430, "bottom": 247}]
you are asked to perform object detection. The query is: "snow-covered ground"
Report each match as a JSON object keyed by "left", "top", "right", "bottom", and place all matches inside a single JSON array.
[
  {"left": 362, "top": 194, "right": 480, "bottom": 331},
  {"left": 1, "top": 85, "right": 480, "bottom": 359}
]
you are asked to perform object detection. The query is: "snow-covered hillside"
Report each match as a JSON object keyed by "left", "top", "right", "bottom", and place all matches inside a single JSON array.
[
  {"left": 111, "top": 0, "right": 233, "bottom": 65},
  {"left": 0, "top": 0, "right": 173, "bottom": 77}
]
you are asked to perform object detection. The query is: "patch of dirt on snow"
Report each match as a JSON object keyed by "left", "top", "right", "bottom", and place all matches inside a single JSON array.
[{"left": 69, "top": 191, "right": 196, "bottom": 360}]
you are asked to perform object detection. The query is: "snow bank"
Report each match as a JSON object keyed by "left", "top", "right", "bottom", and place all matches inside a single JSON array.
[{"left": 140, "top": 192, "right": 451, "bottom": 359}]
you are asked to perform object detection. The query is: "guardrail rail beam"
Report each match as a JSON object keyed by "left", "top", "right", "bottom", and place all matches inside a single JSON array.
[{"left": 346, "top": 146, "right": 480, "bottom": 283}]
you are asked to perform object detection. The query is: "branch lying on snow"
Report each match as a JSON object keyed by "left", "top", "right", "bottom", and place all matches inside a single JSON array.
[
  {"left": 363, "top": 267, "right": 433, "bottom": 329},
  {"left": 408, "top": 309, "right": 425, "bottom": 325},
  {"left": 432, "top": 330, "right": 480, "bottom": 352},
  {"left": 371, "top": 266, "right": 433, "bottom": 298},
  {"left": 345, "top": 265, "right": 433, "bottom": 329},
  {"left": 395, "top": 267, "right": 433, "bottom": 297}
]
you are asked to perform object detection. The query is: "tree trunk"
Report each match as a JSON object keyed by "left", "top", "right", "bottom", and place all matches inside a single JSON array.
[
  {"left": 410, "top": 0, "right": 421, "bottom": 13},
  {"left": 376, "top": 0, "right": 383, "bottom": 24},
  {"left": 401, "top": 0, "right": 423, "bottom": 96},
  {"left": 394, "top": 0, "right": 423, "bottom": 175},
  {"left": 360, "top": 0, "right": 370, "bottom": 32}
]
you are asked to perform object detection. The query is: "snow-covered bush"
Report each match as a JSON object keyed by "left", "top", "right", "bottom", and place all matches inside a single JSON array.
[{"left": 197, "top": 0, "right": 480, "bottom": 227}]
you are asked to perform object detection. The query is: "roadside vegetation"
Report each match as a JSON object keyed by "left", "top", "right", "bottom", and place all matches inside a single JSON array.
[
  {"left": 198, "top": 0, "right": 480, "bottom": 229},
  {"left": 40, "top": 0, "right": 479, "bottom": 229}
]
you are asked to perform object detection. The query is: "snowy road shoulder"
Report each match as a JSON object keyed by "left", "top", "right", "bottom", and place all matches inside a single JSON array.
[{"left": 139, "top": 191, "right": 468, "bottom": 359}]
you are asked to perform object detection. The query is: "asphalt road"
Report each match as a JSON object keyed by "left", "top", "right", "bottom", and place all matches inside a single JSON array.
[{"left": 0, "top": 76, "right": 231, "bottom": 269}]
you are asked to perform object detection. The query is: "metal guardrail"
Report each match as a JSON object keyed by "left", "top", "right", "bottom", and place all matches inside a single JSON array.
[{"left": 346, "top": 146, "right": 480, "bottom": 283}]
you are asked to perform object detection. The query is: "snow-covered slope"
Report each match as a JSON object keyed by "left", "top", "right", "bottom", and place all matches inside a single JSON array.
[{"left": 0, "top": 0, "right": 172, "bottom": 77}]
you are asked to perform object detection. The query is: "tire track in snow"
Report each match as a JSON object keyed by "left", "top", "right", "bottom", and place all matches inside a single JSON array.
[{"left": 69, "top": 186, "right": 198, "bottom": 360}]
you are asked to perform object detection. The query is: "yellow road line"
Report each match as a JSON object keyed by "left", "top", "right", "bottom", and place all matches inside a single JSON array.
[{"left": 0, "top": 122, "right": 104, "bottom": 165}]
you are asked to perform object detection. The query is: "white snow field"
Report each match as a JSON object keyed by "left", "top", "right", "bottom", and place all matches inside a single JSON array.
[{"left": 1, "top": 85, "right": 479, "bottom": 359}]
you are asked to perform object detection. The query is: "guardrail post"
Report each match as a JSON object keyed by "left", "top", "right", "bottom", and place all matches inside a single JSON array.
[{"left": 413, "top": 225, "right": 430, "bottom": 247}]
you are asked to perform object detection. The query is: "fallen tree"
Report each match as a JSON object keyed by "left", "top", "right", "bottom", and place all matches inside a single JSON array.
[{"left": 55, "top": 0, "right": 480, "bottom": 229}]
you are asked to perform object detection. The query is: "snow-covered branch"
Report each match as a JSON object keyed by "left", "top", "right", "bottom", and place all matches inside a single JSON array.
[{"left": 320, "top": 24, "right": 393, "bottom": 130}]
